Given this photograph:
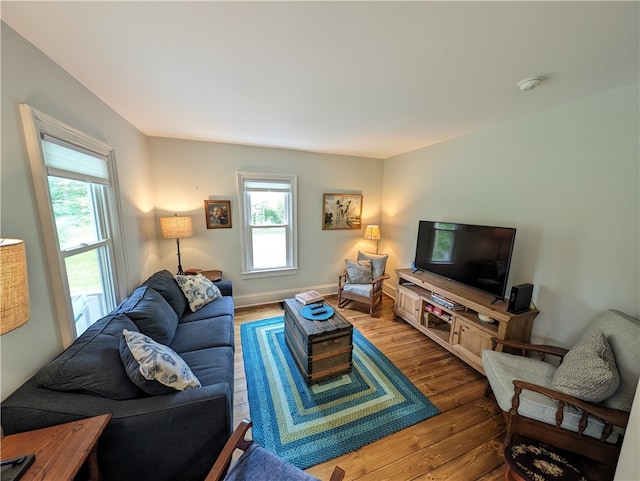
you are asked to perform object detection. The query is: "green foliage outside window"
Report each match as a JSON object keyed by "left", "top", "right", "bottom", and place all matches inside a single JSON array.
[
  {"left": 432, "top": 223, "right": 456, "bottom": 261},
  {"left": 48, "top": 176, "right": 93, "bottom": 248},
  {"left": 250, "top": 192, "right": 285, "bottom": 225}
]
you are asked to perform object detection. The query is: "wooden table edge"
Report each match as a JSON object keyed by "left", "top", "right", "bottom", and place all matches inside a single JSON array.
[{"left": 1, "top": 413, "right": 112, "bottom": 481}]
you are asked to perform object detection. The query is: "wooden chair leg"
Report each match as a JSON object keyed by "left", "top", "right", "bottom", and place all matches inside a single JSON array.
[{"left": 329, "top": 466, "right": 345, "bottom": 481}]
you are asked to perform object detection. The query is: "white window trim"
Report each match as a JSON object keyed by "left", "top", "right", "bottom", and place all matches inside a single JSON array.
[
  {"left": 237, "top": 171, "right": 298, "bottom": 278},
  {"left": 20, "top": 104, "right": 129, "bottom": 346}
]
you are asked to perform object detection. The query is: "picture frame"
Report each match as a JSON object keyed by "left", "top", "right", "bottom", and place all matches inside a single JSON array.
[
  {"left": 204, "top": 200, "right": 232, "bottom": 229},
  {"left": 322, "top": 193, "right": 363, "bottom": 230}
]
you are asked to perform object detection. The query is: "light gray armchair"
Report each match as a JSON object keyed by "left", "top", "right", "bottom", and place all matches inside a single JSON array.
[
  {"left": 338, "top": 251, "right": 389, "bottom": 315},
  {"left": 482, "top": 309, "right": 639, "bottom": 465}
]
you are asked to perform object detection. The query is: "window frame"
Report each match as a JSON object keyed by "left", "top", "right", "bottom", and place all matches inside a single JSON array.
[
  {"left": 20, "top": 104, "right": 128, "bottom": 346},
  {"left": 237, "top": 171, "right": 298, "bottom": 278}
]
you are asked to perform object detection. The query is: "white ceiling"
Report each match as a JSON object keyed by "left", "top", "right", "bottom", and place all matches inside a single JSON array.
[{"left": 2, "top": 1, "right": 638, "bottom": 159}]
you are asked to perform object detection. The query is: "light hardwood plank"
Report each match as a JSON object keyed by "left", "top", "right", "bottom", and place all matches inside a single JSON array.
[{"left": 232, "top": 295, "right": 507, "bottom": 481}]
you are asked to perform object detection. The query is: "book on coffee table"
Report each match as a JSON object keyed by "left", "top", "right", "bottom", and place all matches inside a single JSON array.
[{"left": 295, "top": 290, "right": 324, "bottom": 305}]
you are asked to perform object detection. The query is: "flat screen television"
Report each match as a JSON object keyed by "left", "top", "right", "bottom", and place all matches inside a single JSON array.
[{"left": 413, "top": 220, "right": 516, "bottom": 300}]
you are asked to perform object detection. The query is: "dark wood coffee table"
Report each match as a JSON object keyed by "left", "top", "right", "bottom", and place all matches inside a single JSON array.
[{"left": 283, "top": 298, "right": 353, "bottom": 385}]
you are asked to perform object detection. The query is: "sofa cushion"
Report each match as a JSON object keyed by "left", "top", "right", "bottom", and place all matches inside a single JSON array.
[
  {"left": 181, "top": 346, "right": 234, "bottom": 387},
  {"left": 34, "top": 314, "right": 143, "bottom": 400},
  {"left": 551, "top": 331, "right": 619, "bottom": 403},
  {"left": 345, "top": 259, "right": 373, "bottom": 284},
  {"left": 179, "top": 296, "right": 235, "bottom": 323},
  {"left": 175, "top": 274, "right": 221, "bottom": 312},
  {"left": 170, "top": 316, "right": 234, "bottom": 354},
  {"left": 114, "top": 286, "right": 179, "bottom": 345},
  {"left": 141, "top": 270, "right": 188, "bottom": 317},
  {"left": 120, "top": 329, "right": 201, "bottom": 393}
]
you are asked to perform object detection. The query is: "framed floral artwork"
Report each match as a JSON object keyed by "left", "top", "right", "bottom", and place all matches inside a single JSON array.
[
  {"left": 204, "top": 200, "right": 232, "bottom": 229},
  {"left": 322, "top": 194, "right": 362, "bottom": 230}
]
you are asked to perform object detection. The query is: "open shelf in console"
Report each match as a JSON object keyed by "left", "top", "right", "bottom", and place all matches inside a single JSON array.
[
  {"left": 423, "top": 313, "right": 451, "bottom": 344},
  {"left": 455, "top": 310, "right": 499, "bottom": 335}
]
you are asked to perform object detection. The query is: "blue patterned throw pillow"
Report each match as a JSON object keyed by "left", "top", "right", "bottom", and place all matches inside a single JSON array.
[
  {"left": 174, "top": 274, "right": 222, "bottom": 312},
  {"left": 121, "top": 329, "right": 201, "bottom": 393}
]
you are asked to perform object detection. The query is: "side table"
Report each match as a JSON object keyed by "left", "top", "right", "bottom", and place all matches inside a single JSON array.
[
  {"left": 201, "top": 269, "right": 222, "bottom": 282},
  {"left": 185, "top": 269, "right": 222, "bottom": 282},
  {"left": 1, "top": 413, "right": 111, "bottom": 481}
]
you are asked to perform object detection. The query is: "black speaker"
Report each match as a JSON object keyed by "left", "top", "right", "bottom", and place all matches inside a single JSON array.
[{"left": 508, "top": 283, "right": 533, "bottom": 314}]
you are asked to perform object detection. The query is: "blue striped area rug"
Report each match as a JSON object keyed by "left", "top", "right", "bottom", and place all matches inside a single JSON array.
[{"left": 241, "top": 317, "right": 440, "bottom": 469}]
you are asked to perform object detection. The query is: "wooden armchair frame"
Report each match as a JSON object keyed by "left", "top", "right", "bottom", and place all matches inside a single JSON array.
[
  {"left": 337, "top": 271, "right": 390, "bottom": 315},
  {"left": 489, "top": 338, "right": 630, "bottom": 465},
  {"left": 205, "top": 420, "right": 345, "bottom": 481}
]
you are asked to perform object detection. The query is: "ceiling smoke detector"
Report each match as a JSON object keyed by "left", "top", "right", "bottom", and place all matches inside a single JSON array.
[{"left": 518, "top": 77, "right": 543, "bottom": 91}]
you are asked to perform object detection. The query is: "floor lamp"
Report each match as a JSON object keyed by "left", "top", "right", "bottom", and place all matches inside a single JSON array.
[{"left": 160, "top": 215, "right": 193, "bottom": 275}]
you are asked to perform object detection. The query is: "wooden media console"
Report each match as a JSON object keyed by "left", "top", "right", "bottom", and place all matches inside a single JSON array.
[{"left": 394, "top": 268, "right": 539, "bottom": 374}]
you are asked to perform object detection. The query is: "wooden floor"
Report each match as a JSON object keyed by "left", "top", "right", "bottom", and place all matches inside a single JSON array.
[{"left": 233, "top": 294, "right": 506, "bottom": 481}]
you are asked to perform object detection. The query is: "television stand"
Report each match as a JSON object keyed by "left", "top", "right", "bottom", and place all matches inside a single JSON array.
[
  {"left": 490, "top": 296, "right": 504, "bottom": 305},
  {"left": 393, "top": 268, "right": 539, "bottom": 374}
]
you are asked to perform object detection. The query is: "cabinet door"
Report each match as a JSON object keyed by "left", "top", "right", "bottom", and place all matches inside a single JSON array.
[
  {"left": 394, "top": 286, "right": 422, "bottom": 324},
  {"left": 451, "top": 317, "right": 494, "bottom": 369}
]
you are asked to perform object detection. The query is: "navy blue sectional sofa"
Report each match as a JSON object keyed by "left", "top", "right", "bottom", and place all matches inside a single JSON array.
[{"left": 1, "top": 270, "right": 235, "bottom": 481}]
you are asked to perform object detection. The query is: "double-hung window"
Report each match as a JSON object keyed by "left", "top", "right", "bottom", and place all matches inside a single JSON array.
[
  {"left": 20, "top": 105, "right": 127, "bottom": 345},
  {"left": 237, "top": 172, "right": 297, "bottom": 276}
]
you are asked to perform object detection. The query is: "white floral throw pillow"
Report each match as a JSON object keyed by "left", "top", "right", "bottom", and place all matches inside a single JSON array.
[
  {"left": 122, "top": 329, "right": 201, "bottom": 391},
  {"left": 174, "top": 274, "right": 221, "bottom": 312}
]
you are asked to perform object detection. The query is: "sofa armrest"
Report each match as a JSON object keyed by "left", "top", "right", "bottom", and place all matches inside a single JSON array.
[
  {"left": 2, "top": 380, "right": 233, "bottom": 481},
  {"left": 216, "top": 280, "right": 232, "bottom": 297}
]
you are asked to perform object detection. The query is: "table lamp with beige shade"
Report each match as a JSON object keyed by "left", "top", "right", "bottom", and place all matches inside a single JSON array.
[{"left": 160, "top": 215, "right": 193, "bottom": 275}]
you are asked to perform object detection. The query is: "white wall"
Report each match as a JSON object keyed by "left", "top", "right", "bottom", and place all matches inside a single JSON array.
[
  {"left": 382, "top": 84, "right": 640, "bottom": 477},
  {"left": 382, "top": 83, "right": 639, "bottom": 347},
  {"left": 148, "top": 137, "right": 384, "bottom": 306},
  {"left": 0, "top": 23, "right": 158, "bottom": 400}
]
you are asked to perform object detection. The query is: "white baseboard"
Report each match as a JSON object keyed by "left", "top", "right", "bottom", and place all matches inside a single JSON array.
[
  {"left": 384, "top": 283, "right": 396, "bottom": 299},
  {"left": 233, "top": 283, "right": 337, "bottom": 308},
  {"left": 233, "top": 282, "right": 397, "bottom": 308}
]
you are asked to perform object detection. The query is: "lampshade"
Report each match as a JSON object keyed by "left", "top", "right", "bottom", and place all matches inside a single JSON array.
[
  {"left": 1, "top": 239, "right": 31, "bottom": 335},
  {"left": 160, "top": 215, "right": 193, "bottom": 239},
  {"left": 363, "top": 225, "right": 381, "bottom": 241}
]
